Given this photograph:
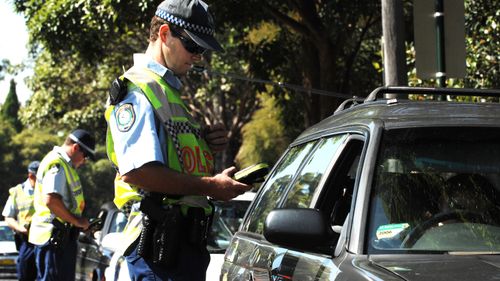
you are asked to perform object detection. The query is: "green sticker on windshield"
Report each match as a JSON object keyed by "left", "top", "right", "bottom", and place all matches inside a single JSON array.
[{"left": 376, "top": 223, "right": 409, "bottom": 239}]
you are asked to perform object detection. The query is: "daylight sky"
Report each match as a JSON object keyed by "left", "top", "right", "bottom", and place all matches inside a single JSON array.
[{"left": 0, "top": 0, "right": 32, "bottom": 105}]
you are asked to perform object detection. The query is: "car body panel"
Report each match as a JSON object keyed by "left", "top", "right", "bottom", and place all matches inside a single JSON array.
[
  {"left": 0, "top": 222, "right": 18, "bottom": 280},
  {"left": 223, "top": 90, "right": 500, "bottom": 281},
  {"left": 76, "top": 202, "right": 127, "bottom": 281}
]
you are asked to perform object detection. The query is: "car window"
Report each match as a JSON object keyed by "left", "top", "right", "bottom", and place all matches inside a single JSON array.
[
  {"left": 207, "top": 198, "right": 254, "bottom": 252},
  {"left": 243, "top": 141, "right": 318, "bottom": 234},
  {"left": 367, "top": 127, "right": 500, "bottom": 253},
  {"left": 283, "top": 134, "right": 348, "bottom": 208},
  {"left": 0, "top": 225, "right": 14, "bottom": 241},
  {"left": 109, "top": 211, "right": 128, "bottom": 234}
]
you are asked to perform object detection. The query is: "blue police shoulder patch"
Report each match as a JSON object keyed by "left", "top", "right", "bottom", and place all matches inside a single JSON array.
[{"left": 115, "top": 103, "right": 136, "bottom": 132}]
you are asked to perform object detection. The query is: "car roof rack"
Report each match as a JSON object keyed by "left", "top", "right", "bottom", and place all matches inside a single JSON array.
[
  {"left": 365, "top": 86, "right": 500, "bottom": 102},
  {"left": 334, "top": 96, "right": 365, "bottom": 114}
]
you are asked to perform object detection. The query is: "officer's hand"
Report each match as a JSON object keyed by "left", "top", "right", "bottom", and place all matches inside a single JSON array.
[
  {"left": 210, "top": 167, "right": 252, "bottom": 201},
  {"left": 75, "top": 217, "right": 90, "bottom": 231},
  {"left": 204, "top": 123, "right": 229, "bottom": 153},
  {"left": 18, "top": 225, "right": 29, "bottom": 235}
]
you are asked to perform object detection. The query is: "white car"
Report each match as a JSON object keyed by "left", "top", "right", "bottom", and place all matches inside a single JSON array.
[
  {"left": 0, "top": 221, "right": 18, "bottom": 279},
  {"left": 104, "top": 192, "right": 256, "bottom": 281}
]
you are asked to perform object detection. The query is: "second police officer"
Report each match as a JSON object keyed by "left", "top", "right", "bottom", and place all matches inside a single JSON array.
[
  {"left": 105, "top": 0, "right": 251, "bottom": 280},
  {"left": 2, "top": 161, "right": 40, "bottom": 281},
  {"left": 29, "top": 129, "right": 95, "bottom": 281}
]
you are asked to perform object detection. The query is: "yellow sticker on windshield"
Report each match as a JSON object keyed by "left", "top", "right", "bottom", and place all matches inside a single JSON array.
[{"left": 376, "top": 223, "right": 410, "bottom": 239}]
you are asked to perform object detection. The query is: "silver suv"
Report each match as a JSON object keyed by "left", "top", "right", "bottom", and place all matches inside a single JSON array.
[{"left": 222, "top": 87, "right": 500, "bottom": 281}]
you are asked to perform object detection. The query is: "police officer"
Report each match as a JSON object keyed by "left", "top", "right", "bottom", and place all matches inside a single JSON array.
[
  {"left": 2, "top": 161, "right": 40, "bottom": 281},
  {"left": 105, "top": 0, "right": 252, "bottom": 280},
  {"left": 28, "top": 129, "right": 95, "bottom": 281}
]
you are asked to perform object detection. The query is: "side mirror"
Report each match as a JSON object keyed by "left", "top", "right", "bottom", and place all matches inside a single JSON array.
[{"left": 264, "top": 208, "right": 333, "bottom": 252}]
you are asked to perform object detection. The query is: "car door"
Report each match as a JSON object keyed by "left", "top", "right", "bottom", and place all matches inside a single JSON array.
[{"left": 222, "top": 132, "right": 366, "bottom": 281}]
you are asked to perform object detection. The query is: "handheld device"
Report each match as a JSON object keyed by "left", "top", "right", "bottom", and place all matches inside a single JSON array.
[{"left": 234, "top": 163, "right": 269, "bottom": 185}]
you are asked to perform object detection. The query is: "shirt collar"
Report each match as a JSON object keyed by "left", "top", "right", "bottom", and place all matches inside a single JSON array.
[
  {"left": 133, "top": 53, "right": 182, "bottom": 90},
  {"left": 22, "top": 179, "right": 34, "bottom": 193},
  {"left": 53, "top": 146, "right": 73, "bottom": 167}
]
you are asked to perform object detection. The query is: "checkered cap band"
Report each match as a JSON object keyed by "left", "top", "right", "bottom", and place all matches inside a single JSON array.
[{"left": 156, "top": 9, "right": 214, "bottom": 36}]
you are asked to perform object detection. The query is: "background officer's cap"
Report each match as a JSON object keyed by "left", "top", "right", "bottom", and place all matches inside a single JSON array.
[
  {"left": 27, "top": 161, "right": 40, "bottom": 174},
  {"left": 69, "top": 129, "right": 96, "bottom": 161},
  {"left": 155, "top": 0, "right": 223, "bottom": 52}
]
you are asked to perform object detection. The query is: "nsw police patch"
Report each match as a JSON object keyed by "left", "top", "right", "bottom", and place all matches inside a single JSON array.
[{"left": 115, "top": 103, "right": 135, "bottom": 132}]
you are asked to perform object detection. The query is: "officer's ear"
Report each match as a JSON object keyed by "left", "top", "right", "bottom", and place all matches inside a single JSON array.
[{"left": 159, "top": 24, "right": 170, "bottom": 43}]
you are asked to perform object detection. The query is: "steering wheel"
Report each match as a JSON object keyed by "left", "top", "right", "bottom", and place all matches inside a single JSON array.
[{"left": 401, "top": 210, "right": 487, "bottom": 248}]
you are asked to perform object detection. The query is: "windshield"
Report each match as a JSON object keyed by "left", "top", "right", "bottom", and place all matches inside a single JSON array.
[{"left": 367, "top": 127, "right": 500, "bottom": 253}]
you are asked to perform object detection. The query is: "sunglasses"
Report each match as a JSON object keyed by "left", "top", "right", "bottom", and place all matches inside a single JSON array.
[
  {"left": 170, "top": 27, "right": 206, "bottom": 55},
  {"left": 78, "top": 145, "right": 90, "bottom": 160}
]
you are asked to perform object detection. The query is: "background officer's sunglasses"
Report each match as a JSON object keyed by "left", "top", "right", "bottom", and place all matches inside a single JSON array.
[{"left": 170, "top": 27, "right": 206, "bottom": 55}]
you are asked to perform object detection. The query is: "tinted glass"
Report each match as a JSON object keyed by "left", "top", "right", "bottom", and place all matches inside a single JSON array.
[
  {"left": 207, "top": 197, "right": 253, "bottom": 253},
  {"left": 0, "top": 225, "right": 15, "bottom": 241},
  {"left": 109, "top": 211, "right": 128, "bottom": 233},
  {"left": 368, "top": 127, "right": 500, "bottom": 253},
  {"left": 243, "top": 141, "right": 317, "bottom": 234},
  {"left": 284, "top": 134, "right": 348, "bottom": 208}
]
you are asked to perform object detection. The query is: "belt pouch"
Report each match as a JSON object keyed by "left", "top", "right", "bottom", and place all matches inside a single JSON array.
[
  {"left": 50, "top": 220, "right": 69, "bottom": 249},
  {"left": 187, "top": 207, "right": 210, "bottom": 248},
  {"left": 153, "top": 205, "right": 182, "bottom": 268}
]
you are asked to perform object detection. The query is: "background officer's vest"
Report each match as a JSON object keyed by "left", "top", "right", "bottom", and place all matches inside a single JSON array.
[
  {"left": 8, "top": 183, "right": 35, "bottom": 227},
  {"left": 28, "top": 149, "right": 85, "bottom": 245},
  {"left": 105, "top": 66, "right": 214, "bottom": 251}
]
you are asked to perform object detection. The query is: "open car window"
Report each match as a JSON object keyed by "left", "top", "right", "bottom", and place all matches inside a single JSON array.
[{"left": 367, "top": 127, "right": 500, "bottom": 253}]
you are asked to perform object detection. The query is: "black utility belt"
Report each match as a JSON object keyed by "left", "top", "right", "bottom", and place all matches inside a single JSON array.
[
  {"left": 136, "top": 198, "right": 213, "bottom": 268},
  {"left": 50, "top": 220, "right": 79, "bottom": 248}
]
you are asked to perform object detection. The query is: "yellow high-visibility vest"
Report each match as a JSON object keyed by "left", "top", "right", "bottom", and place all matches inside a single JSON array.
[
  {"left": 7, "top": 183, "right": 35, "bottom": 227},
  {"left": 105, "top": 66, "right": 214, "bottom": 252},
  {"left": 29, "top": 149, "right": 85, "bottom": 245}
]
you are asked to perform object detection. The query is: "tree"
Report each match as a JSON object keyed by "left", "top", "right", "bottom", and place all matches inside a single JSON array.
[
  {"left": 211, "top": 0, "right": 383, "bottom": 125},
  {"left": 407, "top": 0, "right": 499, "bottom": 90},
  {"left": 0, "top": 119, "right": 16, "bottom": 205},
  {"left": 1, "top": 79, "right": 22, "bottom": 132},
  {"left": 236, "top": 94, "right": 290, "bottom": 168}
]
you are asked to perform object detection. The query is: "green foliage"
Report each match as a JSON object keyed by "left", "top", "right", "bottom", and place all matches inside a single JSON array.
[
  {"left": 0, "top": 120, "right": 17, "bottom": 205},
  {"left": 78, "top": 156, "right": 115, "bottom": 217},
  {"left": 0, "top": 59, "right": 11, "bottom": 81},
  {"left": 0, "top": 127, "right": 60, "bottom": 206},
  {"left": 1, "top": 79, "right": 23, "bottom": 132},
  {"left": 408, "top": 0, "right": 499, "bottom": 89},
  {"left": 236, "top": 94, "right": 289, "bottom": 168},
  {"left": 19, "top": 50, "right": 109, "bottom": 141}
]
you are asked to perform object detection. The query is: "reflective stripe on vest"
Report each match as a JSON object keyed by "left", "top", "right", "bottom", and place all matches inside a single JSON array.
[
  {"left": 9, "top": 184, "right": 35, "bottom": 226},
  {"left": 28, "top": 150, "right": 85, "bottom": 245}
]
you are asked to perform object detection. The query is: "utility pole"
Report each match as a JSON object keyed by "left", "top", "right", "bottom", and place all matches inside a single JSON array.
[{"left": 381, "top": 0, "right": 408, "bottom": 98}]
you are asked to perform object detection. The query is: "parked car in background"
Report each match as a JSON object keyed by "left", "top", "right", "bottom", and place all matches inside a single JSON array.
[
  {"left": 104, "top": 192, "right": 257, "bottom": 281},
  {"left": 206, "top": 191, "right": 256, "bottom": 281},
  {"left": 76, "top": 202, "right": 127, "bottom": 281},
  {"left": 222, "top": 87, "right": 500, "bottom": 280},
  {"left": 0, "top": 221, "right": 17, "bottom": 280}
]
